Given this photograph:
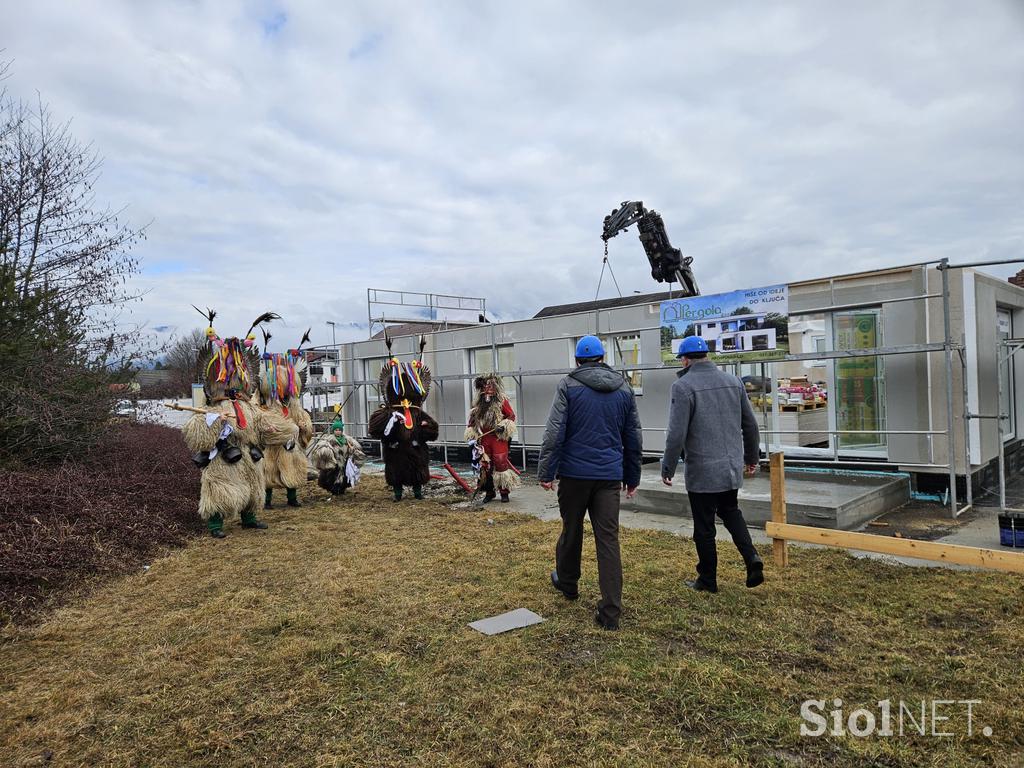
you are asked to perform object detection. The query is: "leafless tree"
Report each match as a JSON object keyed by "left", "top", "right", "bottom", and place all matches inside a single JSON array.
[
  {"left": 0, "top": 73, "right": 146, "bottom": 358},
  {"left": 0, "top": 62, "right": 149, "bottom": 465},
  {"left": 164, "top": 328, "right": 208, "bottom": 395}
]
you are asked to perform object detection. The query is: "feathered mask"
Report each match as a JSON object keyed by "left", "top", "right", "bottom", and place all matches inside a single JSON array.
[
  {"left": 259, "top": 328, "right": 310, "bottom": 407},
  {"left": 378, "top": 358, "right": 431, "bottom": 405},
  {"left": 194, "top": 306, "right": 278, "bottom": 397}
]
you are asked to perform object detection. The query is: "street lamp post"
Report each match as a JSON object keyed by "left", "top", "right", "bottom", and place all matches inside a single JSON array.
[{"left": 326, "top": 321, "right": 337, "bottom": 346}]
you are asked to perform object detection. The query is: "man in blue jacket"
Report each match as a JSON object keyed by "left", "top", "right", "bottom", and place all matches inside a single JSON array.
[{"left": 538, "top": 336, "right": 643, "bottom": 631}]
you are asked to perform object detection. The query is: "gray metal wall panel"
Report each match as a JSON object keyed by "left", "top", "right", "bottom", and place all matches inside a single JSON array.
[
  {"left": 450, "top": 327, "right": 491, "bottom": 348},
  {"left": 882, "top": 298, "right": 931, "bottom": 464}
]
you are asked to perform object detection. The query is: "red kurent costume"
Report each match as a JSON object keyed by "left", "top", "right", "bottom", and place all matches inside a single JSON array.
[{"left": 465, "top": 373, "right": 520, "bottom": 502}]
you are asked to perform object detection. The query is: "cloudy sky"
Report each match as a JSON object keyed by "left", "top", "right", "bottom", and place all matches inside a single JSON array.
[{"left": 5, "top": 0, "right": 1024, "bottom": 346}]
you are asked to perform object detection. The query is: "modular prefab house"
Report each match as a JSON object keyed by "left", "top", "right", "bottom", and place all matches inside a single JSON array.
[{"left": 312, "top": 264, "right": 1024, "bottom": 493}]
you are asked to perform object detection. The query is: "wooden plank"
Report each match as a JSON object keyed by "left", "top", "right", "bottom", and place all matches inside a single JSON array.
[
  {"left": 764, "top": 522, "right": 1024, "bottom": 574},
  {"left": 769, "top": 452, "right": 789, "bottom": 568}
]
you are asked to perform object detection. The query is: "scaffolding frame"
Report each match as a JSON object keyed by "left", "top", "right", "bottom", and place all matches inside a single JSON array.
[
  {"left": 366, "top": 288, "right": 487, "bottom": 339},
  {"left": 307, "top": 257, "right": 1024, "bottom": 519}
]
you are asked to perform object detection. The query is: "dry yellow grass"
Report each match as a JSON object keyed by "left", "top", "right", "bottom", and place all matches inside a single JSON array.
[{"left": 1, "top": 476, "right": 1022, "bottom": 767}]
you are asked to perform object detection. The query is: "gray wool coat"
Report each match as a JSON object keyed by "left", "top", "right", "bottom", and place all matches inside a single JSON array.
[{"left": 660, "top": 359, "right": 760, "bottom": 493}]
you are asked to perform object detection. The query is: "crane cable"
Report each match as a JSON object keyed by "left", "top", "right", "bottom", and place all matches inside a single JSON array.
[{"left": 595, "top": 240, "right": 623, "bottom": 301}]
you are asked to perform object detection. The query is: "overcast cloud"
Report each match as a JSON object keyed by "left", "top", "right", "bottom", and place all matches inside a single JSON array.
[{"left": 5, "top": 0, "right": 1023, "bottom": 346}]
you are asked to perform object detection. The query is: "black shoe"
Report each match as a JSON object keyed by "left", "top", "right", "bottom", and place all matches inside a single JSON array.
[
  {"left": 686, "top": 578, "right": 718, "bottom": 594},
  {"left": 241, "top": 520, "right": 269, "bottom": 530},
  {"left": 413, "top": 487, "right": 424, "bottom": 500},
  {"left": 550, "top": 571, "right": 579, "bottom": 601},
  {"left": 483, "top": 491, "right": 496, "bottom": 504},
  {"left": 210, "top": 528, "right": 226, "bottom": 539},
  {"left": 593, "top": 610, "right": 619, "bottom": 631},
  {"left": 746, "top": 559, "right": 764, "bottom": 588},
  {"left": 263, "top": 501, "right": 273, "bottom": 509},
  {"left": 287, "top": 498, "right": 302, "bottom": 508},
  {"left": 500, "top": 491, "right": 510, "bottom": 503}
]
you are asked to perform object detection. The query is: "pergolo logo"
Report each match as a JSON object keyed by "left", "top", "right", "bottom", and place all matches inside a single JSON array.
[
  {"left": 799, "top": 699, "right": 992, "bottom": 738},
  {"left": 661, "top": 303, "right": 723, "bottom": 323}
]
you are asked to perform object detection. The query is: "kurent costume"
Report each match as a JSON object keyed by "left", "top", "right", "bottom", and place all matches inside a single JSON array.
[
  {"left": 367, "top": 354, "right": 439, "bottom": 501},
  {"left": 309, "top": 415, "right": 367, "bottom": 495},
  {"left": 254, "top": 330, "right": 315, "bottom": 509},
  {"left": 465, "top": 373, "right": 520, "bottom": 502},
  {"left": 181, "top": 310, "right": 300, "bottom": 538}
]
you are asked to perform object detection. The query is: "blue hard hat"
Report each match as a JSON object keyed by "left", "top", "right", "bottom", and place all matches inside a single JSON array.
[
  {"left": 575, "top": 335, "right": 605, "bottom": 358},
  {"left": 677, "top": 335, "right": 709, "bottom": 357}
]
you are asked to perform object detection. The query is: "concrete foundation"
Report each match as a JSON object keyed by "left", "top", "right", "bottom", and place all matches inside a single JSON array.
[{"left": 626, "top": 465, "right": 910, "bottom": 530}]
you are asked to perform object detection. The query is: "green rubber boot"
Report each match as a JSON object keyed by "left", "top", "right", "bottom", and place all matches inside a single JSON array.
[
  {"left": 393, "top": 485, "right": 403, "bottom": 502},
  {"left": 264, "top": 489, "right": 273, "bottom": 509},
  {"left": 241, "top": 509, "right": 268, "bottom": 530},
  {"left": 208, "top": 513, "right": 226, "bottom": 539},
  {"left": 413, "top": 485, "right": 423, "bottom": 500},
  {"left": 286, "top": 487, "right": 302, "bottom": 507}
]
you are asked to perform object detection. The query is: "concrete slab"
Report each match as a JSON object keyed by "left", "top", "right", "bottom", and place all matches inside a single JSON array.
[
  {"left": 449, "top": 476, "right": 774, "bottom": 547},
  {"left": 625, "top": 464, "right": 910, "bottom": 530},
  {"left": 367, "top": 463, "right": 988, "bottom": 572},
  {"left": 468, "top": 608, "right": 545, "bottom": 635}
]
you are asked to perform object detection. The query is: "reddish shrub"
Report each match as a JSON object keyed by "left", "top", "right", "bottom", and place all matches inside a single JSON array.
[{"left": 0, "top": 422, "right": 202, "bottom": 624}]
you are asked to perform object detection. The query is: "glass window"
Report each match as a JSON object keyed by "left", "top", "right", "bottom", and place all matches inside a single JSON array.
[
  {"left": 834, "top": 310, "right": 886, "bottom": 453},
  {"left": 573, "top": 335, "right": 643, "bottom": 393},
  {"left": 364, "top": 356, "right": 388, "bottom": 411},
  {"left": 613, "top": 334, "right": 643, "bottom": 393},
  {"left": 469, "top": 345, "right": 517, "bottom": 410}
]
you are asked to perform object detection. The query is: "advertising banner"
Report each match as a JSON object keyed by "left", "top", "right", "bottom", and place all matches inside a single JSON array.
[{"left": 659, "top": 284, "right": 789, "bottom": 363}]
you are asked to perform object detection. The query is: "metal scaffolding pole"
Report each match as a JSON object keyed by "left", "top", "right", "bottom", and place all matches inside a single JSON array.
[
  {"left": 998, "top": 353, "right": 1006, "bottom": 510},
  {"left": 939, "top": 259, "right": 959, "bottom": 518},
  {"left": 515, "top": 373, "right": 527, "bottom": 471},
  {"left": 960, "top": 346, "right": 973, "bottom": 512},
  {"left": 438, "top": 378, "right": 449, "bottom": 465}
]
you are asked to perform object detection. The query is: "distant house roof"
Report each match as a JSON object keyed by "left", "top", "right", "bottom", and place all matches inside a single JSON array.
[
  {"left": 533, "top": 290, "right": 679, "bottom": 319},
  {"left": 370, "top": 321, "right": 478, "bottom": 340}
]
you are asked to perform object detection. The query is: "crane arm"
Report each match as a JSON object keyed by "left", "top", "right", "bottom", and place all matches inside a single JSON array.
[{"left": 601, "top": 200, "right": 700, "bottom": 297}]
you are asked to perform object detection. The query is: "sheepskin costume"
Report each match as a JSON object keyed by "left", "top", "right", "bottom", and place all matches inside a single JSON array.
[
  {"left": 308, "top": 416, "right": 367, "bottom": 495},
  {"left": 465, "top": 373, "right": 520, "bottom": 501},
  {"left": 366, "top": 357, "right": 439, "bottom": 500},
  {"left": 181, "top": 310, "right": 299, "bottom": 535},
  {"left": 254, "top": 330, "right": 315, "bottom": 508}
]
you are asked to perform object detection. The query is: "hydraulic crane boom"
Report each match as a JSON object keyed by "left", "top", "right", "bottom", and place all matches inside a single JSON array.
[{"left": 601, "top": 201, "right": 700, "bottom": 297}]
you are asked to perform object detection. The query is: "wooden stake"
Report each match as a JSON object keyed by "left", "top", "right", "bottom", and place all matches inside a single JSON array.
[{"left": 769, "top": 452, "right": 789, "bottom": 568}]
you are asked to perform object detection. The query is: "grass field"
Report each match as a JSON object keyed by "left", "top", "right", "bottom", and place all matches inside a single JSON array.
[{"left": 1, "top": 476, "right": 1022, "bottom": 767}]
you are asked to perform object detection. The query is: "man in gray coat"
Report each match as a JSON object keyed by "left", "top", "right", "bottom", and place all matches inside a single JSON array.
[{"left": 660, "top": 336, "right": 764, "bottom": 592}]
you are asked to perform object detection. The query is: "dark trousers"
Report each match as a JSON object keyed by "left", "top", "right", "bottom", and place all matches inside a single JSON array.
[
  {"left": 687, "top": 489, "right": 760, "bottom": 586},
  {"left": 555, "top": 478, "right": 623, "bottom": 624}
]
